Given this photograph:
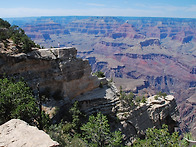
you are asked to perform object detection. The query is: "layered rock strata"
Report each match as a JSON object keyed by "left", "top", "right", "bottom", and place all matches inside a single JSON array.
[
  {"left": 0, "top": 47, "right": 99, "bottom": 100},
  {"left": 74, "top": 80, "right": 120, "bottom": 115},
  {"left": 117, "top": 95, "right": 179, "bottom": 144}
]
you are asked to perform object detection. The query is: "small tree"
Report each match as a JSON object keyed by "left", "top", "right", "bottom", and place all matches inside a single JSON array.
[
  {"left": 0, "top": 18, "right": 11, "bottom": 28},
  {"left": 81, "top": 112, "right": 122, "bottom": 146},
  {"left": 134, "top": 124, "right": 180, "bottom": 147},
  {"left": 93, "top": 71, "right": 105, "bottom": 78},
  {"left": 69, "top": 101, "right": 82, "bottom": 131},
  {"left": 154, "top": 95, "right": 159, "bottom": 100},
  {"left": 141, "top": 96, "right": 146, "bottom": 103},
  {"left": 0, "top": 77, "right": 50, "bottom": 129},
  {"left": 157, "top": 91, "right": 167, "bottom": 99},
  {"left": 0, "top": 78, "right": 38, "bottom": 124},
  {"left": 181, "top": 132, "right": 196, "bottom": 147}
]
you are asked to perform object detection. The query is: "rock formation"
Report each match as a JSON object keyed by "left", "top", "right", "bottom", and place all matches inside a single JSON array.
[
  {"left": 117, "top": 95, "right": 179, "bottom": 144},
  {"left": 0, "top": 119, "right": 59, "bottom": 147},
  {"left": 0, "top": 47, "right": 99, "bottom": 100},
  {"left": 73, "top": 81, "right": 179, "bottom": 145}
]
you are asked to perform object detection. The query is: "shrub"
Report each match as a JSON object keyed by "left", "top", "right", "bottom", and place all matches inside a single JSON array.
[
  {"left": 141, "top": 96, "right": 146, "bottom": 103},
  {"left": 135, "top": 96, "right": 141, "bottom": 103},
  {"left": 81, "top": 112, "right": 122, "bottom": 146},
  {"left": 0, "top": 77, "right": 38, "bottom": 125},
  {"left": 154, "top": 95, "right": 159, "bottom": 100},
  {"left": 62, "top": 122, "right": 73, "bottom": 133},
  {"left": 157, "top": 91, "right": 167, "bottom": 99},
  {"left": 69, "top": 101, "right": 82, "bottom": 131},
  {"left": 99, "top": 82, "right": 103, "bottom": 88},
  {"left": 134, "top": 124, "right": 180, "bottom": 146},
  {"left": 93, "top": 71, "right": 105, "bottom": 78},
  {"left": 0, "top": 19, "right": 11, "bottom": 28}
]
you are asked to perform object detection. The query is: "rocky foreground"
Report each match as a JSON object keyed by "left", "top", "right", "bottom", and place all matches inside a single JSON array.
[{"left": 0, "top": 119, "right": 59, "bottom": 147}]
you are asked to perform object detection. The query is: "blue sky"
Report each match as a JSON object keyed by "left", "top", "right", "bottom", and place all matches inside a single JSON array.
[{"left": 1, "top": 0, "right": 196, "bottom": 18}]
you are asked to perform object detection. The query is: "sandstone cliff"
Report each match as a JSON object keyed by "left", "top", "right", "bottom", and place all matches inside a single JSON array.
[
  {"left": 0, "top": 47, "right": 99, "bottom": 100},
  {"left": 0, "top": 119, "right": 59, "bottom": 147}
]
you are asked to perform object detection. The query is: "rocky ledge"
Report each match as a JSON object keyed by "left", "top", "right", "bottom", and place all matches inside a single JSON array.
[
  {"left": 117, "top": 95, "right": 179, "bottom": 144},
  {"left": 0, "top": 47, "right": 100, "bottom": 100},
  {"left": 0, "top": 119, "right": 59, "bottom": 147}
]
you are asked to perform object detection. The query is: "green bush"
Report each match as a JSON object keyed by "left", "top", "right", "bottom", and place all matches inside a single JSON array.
[
  {"left": 81, "top": 112, "right": 122, "bottom": 146},
  {"left": 0, "top": 77, "right": 38, "bottom": 125},
  {"left": 99, "top": 82, "right": 103, "bottom": 88},
  {"left": 62, "top": 122, "right": 73, "bottom": 133},
  {"left": 0, "top": 77, "right": 51, "bottom": 129},
  {"left": 93, "top": 71, "right": 105, "bottom": 78},
  {"left": 119, "top": 89, "right": 135, "bottom": 107},
  {"left": 154, "top": 95, "right": 159, "bottom": 100},
  {"left": 141, "top": 96, "right": 146, "bottom": 103},
  {"left": 157, "top": 91, "right": 167, "bottom": 99},
  {"left": 0, "top": 19, "right": 11, "bottom": 28},
  {"left": 182, "top": 132, "right": 196, "bottom": 147},
  {"left": 133, "top": 124, "right": 180, "bottom": 147},
  {"left": 135, "top": 96, "right": 141, "bottom": 103},
  {"left": 0, "top": 18, "right": 40, "bottom": 52},
  {"left": 69, "top": 101, "right": 82, "bottom": 131}
]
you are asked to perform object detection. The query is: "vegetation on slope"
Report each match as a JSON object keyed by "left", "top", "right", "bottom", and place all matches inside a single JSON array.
[
  {"left": 0, "top": 18, "right": 40, "bottom": 53},
  {"left": 0, "top": 77, "right": 38, "bottom": 125},
  {"left": 133, "top": 124, "right": 180, "bottom": 147},
  {"left": 1, "top": 76, "right": 195, "bottom": 146},
  {"left": 0, "top": 77, "right": 50, "bottom": 129},
  {"left": 81, "top": 112, "right": 122, "bottom": 146},
  {"left": 0, "top": 76, "right": 121, "bottom": 146}
]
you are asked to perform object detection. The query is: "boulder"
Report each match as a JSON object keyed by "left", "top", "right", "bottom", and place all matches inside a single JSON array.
[{"left": 0, "top": 119, "right": 59, "bottom": 147}]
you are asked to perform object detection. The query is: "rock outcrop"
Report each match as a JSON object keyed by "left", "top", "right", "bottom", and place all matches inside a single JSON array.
[
  {"left": 73, "top": 81, "right": 179, "bottom": 145},
  {"left": 74, "top": 80, "right": 120, "bottom": 115},
  {"left": 117, "top": 95, "right": 179, "bottom": 145},
  {"left": 0, "top": 47, "right": 99, "bottom": 100},
  {"left": 0, "top": 119, "right": 59, "bottom": 147}
]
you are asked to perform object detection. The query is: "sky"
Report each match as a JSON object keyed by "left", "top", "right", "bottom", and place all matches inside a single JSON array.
[{"left": 1, "top": 0, "right": 196, "bottom": 18}]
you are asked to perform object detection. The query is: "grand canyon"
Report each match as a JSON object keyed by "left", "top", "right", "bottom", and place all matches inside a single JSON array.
[{"left": 6, "top": 16, "right": 196, "bottom": 137}]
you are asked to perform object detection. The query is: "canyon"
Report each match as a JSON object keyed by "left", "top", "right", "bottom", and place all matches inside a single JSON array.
[
  {"left": 6, "top": 16, "right": 196, "bottom": 137},
  {"left": 0, "top": 47, "right": 179, "bottom": 145}
]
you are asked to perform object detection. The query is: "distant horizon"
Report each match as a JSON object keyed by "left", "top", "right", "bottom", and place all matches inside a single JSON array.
[
  {"left": 3, "top": 15, "right": 196, "bottom": 20},
  {"left": 1, "top": 0, "right": 196, "bottom": 18}
]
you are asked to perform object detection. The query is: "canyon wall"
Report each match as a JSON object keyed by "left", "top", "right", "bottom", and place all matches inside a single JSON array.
[{"left": 0, "top": 47, "right": 99, "bottom": 100}]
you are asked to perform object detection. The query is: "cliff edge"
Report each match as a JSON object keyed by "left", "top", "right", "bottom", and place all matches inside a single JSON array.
[{"left": 0, "top": 47, "right": 99, "bottom": 100}]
